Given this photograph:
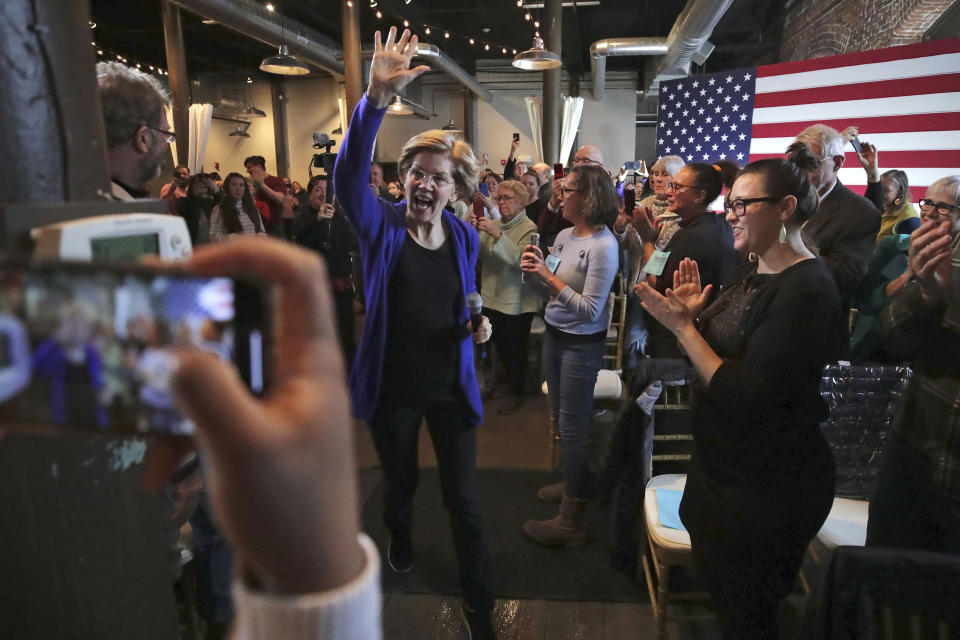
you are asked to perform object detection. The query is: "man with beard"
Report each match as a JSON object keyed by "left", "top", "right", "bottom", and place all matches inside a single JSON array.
[{"left": 96, "top": 61, "right": 174, "bottom": 200}]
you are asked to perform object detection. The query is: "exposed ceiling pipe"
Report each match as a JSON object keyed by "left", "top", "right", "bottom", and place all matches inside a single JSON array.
[
  {"left": 646, "top": 0, "right": 734, "bottom": 96},
  {"left": 357, "top": 44, "right": 494, "bottom": 103},
  {"left": 588, "top": 0, "right": 734, "bottom": 101},
  {"left": 590, "top": 38, "right": 667, "bottom": 101},
  {"left": 415, "top": 44, "right": 493, "bottom": 103},
  {"left": 170, "top": 0, "right": 345, "bottom": 76}
]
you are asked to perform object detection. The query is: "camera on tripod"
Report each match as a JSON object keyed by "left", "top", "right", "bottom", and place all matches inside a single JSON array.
[{"left": 312, "top": 132, "right": 337, "bottom": 174}]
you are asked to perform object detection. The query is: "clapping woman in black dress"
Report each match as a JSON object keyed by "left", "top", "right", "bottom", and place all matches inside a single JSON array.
[{"left": 635, "top": 149, "right": 842, "bottom": 639}]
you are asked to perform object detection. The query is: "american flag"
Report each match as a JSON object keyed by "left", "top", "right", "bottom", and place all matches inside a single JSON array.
[{"left": 657, "top": 38, "right": 960, "bottom": 202}]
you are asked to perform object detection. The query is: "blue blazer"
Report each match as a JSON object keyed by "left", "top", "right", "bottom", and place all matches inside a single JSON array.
[{"left": 333, "top": 95, "right": 483, "bottom": 425}]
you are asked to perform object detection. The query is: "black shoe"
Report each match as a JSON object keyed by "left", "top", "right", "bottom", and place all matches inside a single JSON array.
[
  {"left": 461, "top": 604, "right": 497, "bottom": 640},
  {"left": 387, "top": 531, "right": 413, "bottom": 573}
]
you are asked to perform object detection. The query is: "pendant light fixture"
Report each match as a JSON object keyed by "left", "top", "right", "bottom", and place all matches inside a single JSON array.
[
  {"left": 229, "top": 122, "right": 251, "bottom": 137},
  {"left": 260, "top": 9, "right": 310, "bottom": 76},
  {"left": 513, "top": 32, "right": 562, "bottom": 70},
  {"left": 387, "top": 95, "right": 414, "bottom": 115}
]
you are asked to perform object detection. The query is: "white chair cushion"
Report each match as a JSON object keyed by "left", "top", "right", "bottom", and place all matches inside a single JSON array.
[
  {"left": 541, "top": 369, "right": 622, "bottom": 399},
  {"left": 816, "top": 497, "right": 869, "bottom": 549},
  {"left": 644, "top": 474, "right": 692, "bottom": 551},
  {"left": 594, "top": 369, "right": 622, "bottom": 399}
]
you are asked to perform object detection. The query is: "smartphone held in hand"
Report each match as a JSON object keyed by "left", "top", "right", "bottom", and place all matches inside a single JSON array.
[
  {"left": 0, "top": 260, "right": 270, "bottom": 438},
  {"left": 522, "top": 232, "right": 540, "bottom": 284}
]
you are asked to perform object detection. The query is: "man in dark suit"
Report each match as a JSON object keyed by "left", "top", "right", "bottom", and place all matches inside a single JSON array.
[{"left": 788, "top": 125, "right": 880, "bottom": 301}]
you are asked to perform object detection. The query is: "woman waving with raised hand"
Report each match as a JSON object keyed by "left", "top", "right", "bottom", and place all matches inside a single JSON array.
[{"left": 333, "top": 26, "right": 497, "bottom": 640}]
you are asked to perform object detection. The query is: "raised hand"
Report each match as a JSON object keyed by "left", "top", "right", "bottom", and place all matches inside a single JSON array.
[
  {"left": 669, "top": 258, "right": 713, "bottom": 318},
  {"left": 367, "top": 27, "right": 431, "bottom": 109},
  {"left": 476, "top": 216, "right": 500, "bottom": 239},
  {"left": 857, "top": 141, "right": 879, "bottom": 181},
  {"left": 631, "top": 204, "right": 659, "bottom": 243}
]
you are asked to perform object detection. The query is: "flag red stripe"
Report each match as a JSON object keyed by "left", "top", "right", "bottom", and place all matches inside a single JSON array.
[
  {"left": 847, "top": 185, "right": 929, "bottom": 202},
  {"left": 754, "top": 73, "right": 960, "bottom": 108},
  {"left": 750, "top": 112, "right": 960, "bottom": 138},
  {"left": 757, "top": 38, "right": 960, "bottom": 78},
  {"left": 748, "top": 150, "right": 960, "bottom": 168}
]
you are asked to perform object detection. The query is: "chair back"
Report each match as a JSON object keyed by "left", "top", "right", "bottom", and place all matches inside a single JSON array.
[
  {"left": 810, "top": 545, "right": 960, "bottom": 639},
  {"left": 818, "top": 364, "right": 912, "bottom": 500}
]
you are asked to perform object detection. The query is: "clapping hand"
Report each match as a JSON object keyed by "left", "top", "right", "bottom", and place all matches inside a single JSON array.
[
  {"left": 909, "top": 218, "right": 953, "bottom": 303},
  {"left": 367, "top": 27, "right": 431, "bottom": 109},
  {"left": 631, "top": 204, "right": 660, "bottom": 243},
  {"left": 634, "top": 258, "right": 711, "bottom": 335}
]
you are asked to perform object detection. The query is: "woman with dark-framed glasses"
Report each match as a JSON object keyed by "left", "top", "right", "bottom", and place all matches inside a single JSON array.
[
  {"left": 332, "top": 26, "right": 497, "bottom": 639},
  {"left": 635, "top": 149, "right": 843, "bottom": 639},
  {"left": 868, "top": 175, "right": 960, "bottom": 556}
]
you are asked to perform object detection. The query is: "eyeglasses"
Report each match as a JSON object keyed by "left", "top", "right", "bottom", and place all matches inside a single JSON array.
[
  {"left": 143, "top": 124, "right": 177, "bottom": 144},
  {"left": 724, "top": 196, "right": 781, "bottom": 217},
  {"left": 666, "top": 182, "right": 699, "bottom": 193},
  {"left": 407, "top": 167, "right": 455, "bottom": 188},
  {"left": 573, "top": 157, "right": 602, "bottom": 166},
  {"left": 495, "top": 194, "right": 516, "bottom": 202},
  {"left": 919, "top": 198, "right": 959, "bottom": 217}
]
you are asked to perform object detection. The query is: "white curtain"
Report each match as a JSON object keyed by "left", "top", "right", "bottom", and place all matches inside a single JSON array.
[
  {"left": 188, "top": 103, "right": 213, "bottom": 175},
  {"left": 524, "top": 96, "right": 544, "bottom": 164},
  {"left": 164, "top": 106, "right": 177, "bottom": 166},
  {"left": 558, "top": 96, "right": 585, "bottom": 166}
]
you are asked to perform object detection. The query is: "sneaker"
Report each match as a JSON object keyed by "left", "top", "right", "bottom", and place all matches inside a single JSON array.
[
  {"left": 387, "top": 531, "right": 413, "bottom": 573},
  {"left": 461, "top": 604, "right": 497, "bottom": 640}
]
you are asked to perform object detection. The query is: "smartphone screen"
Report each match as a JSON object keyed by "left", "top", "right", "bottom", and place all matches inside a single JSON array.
[
  {"left": 850, "top": 136, "right": 863, "bottom": 154},
  {"left": 478, "top": 182, "right": 489, "bottom": 197},
  {"left": 513, "top": 132, "right": 520, "bottom": 143},
  {"left": 0, "top": 262, "right": 268, "bottom": 437},
  {"left": 553, "top": 163, "right": 565, "bottom": 181},
  {"left": 624, "top": 187, "right": 636, "bottom": 212}
]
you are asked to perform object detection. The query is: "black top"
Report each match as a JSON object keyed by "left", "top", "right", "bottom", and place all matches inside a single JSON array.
[
  {"left": 647, "top": 211, "right": 738, "bottom": 358},
  {"left": 291, "top": 205, "right": 358, "bottom": 280},
  {"left": 679, "top": 258, "right": 842, "bottom": 551},
  {"left": 381, "top": 233, "right": 463, "bottom": 408},
  {"left": 177, "top": 193, "right": 219, "bottom": 246},
  {"left": 699, "top": 271, "right": 775, "bottom": 359},
  {"left": 525, "top": 197, "right": 546, "bottom": 226},
  {"left": 692, "top": 258, "right": 842, "bottom": 484}
]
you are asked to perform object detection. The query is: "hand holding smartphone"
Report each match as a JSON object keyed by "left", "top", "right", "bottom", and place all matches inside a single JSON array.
[{"left": 0, "top": 259, "right": 269, "bottom": 437}]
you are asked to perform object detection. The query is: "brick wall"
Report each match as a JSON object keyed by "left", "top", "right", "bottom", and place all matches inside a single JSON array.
[{"left": 781, "top": 0, "right": 956, "bottom": 61}]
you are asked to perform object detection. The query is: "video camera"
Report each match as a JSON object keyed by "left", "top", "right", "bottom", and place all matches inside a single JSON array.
[{"left": 312, "top": 132, "right": 337, "bottom": 174}]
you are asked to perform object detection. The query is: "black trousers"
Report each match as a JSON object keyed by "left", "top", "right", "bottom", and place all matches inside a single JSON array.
[
  {"left": 485, "top": 309, "right": 534, "bottom": 397},
  {"left": 369, "top": 401, "right": 494, "bottom": 611}
]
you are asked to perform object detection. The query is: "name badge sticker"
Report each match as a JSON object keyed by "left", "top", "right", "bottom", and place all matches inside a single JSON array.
[
  {"left": 545, "top": 254, "right": 561, "bottom": 274},
  {"left": 643, "top": 250, "right": 671, "bottom": 277}
]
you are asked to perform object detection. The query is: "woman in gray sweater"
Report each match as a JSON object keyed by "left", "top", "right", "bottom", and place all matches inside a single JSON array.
[{"left": 519, "top": 165, "right": 620, "bottom": 546}]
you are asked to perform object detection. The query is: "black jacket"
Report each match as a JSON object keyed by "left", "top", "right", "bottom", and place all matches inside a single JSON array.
[
  {"left": 291, "top": 205, "right": 358, "bottom": 280},
  {"left": 804, "top": 180, "right": 881, "bottom": 301}
]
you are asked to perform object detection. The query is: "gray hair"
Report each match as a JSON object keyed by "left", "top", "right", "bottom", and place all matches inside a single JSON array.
[
  {"left": 96, "top": 61, "right": 171, "bottom": 149},
  {"left": 650, "top": 155, "right": 685, "bottom": 176},
  {"left": 795, "top": 124, "right": 844, "bottom": 159},
  {"left": 927, "top": 175, "right": 960, "bottom": 234}
]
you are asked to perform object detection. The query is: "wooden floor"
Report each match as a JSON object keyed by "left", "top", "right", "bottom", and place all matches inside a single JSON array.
[{"left": 354, "top": 390, "right": 725, "bottom": 640}]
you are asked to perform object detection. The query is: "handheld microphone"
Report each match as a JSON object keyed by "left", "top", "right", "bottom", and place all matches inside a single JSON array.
[{"left": 466, "top": 292, "right": 487, "bottom": 359}]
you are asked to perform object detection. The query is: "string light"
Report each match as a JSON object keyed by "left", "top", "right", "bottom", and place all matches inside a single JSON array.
[
  {"left": 484, "top": 43, "right": 490, "bottom": 51},
  {"left": 444, "top": 31, "right": 450, "bottom": 38},
  {"left": 525, "top": 12, "right": 531, "bottom": 20},
  {"left": 346, "top": 0, "right": 352, "bottom": 5},
  {"left": 363, "top": 5, "right": 522, "bottom": 58},
  {"left": 403, "top": 19, "right": 409, "bottom": 27},
  {"left": 534, "top": 20, "right": 540, "bottom": 28},
  {"left": 375, "top": 10, "right": 382, "bottom": 18},
  {"left": 424, "top": 26, "right": 430, "bottom": 34},
  {"left": 265, "top": 2, "right": 274, "bottom": 11},
  {"left": 469, "top": 38, "right": 475, "bottom": 45}
]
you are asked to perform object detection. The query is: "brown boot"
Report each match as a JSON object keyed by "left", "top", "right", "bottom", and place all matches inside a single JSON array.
[
  {"left": 536, "top": 481, "right": 564, "bottom": 503},
  {"left": 522, "top": 495, "right": 587, "bottom": 547}
]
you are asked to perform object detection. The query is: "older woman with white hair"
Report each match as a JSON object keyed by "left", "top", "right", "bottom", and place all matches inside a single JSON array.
[
  {"left": 869, "top": 174, "right": 960, "bottom": 555},
  {"left": 473, "top": 179, "right": 541, "bottom": 414},
  {"left": 333, "top": 26, "right": 496, "bottom": 638}
]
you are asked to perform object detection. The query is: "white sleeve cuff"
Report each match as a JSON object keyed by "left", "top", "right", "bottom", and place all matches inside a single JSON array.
[{"left": 231, "top": 534, "right": 382, "bottom": 640}]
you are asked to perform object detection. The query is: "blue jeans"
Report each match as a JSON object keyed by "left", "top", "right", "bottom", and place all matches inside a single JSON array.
[{"left": 542, "top": 331, "right": 605, "bottom": 499}]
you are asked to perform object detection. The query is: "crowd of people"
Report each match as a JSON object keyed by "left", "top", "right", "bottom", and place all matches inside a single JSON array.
[{"left": 28, "top": 25, "right": 958, "bottom": 640}]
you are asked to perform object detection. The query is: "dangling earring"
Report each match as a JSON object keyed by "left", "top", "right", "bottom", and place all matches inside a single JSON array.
[
  {"left": 778, "top": 223, "right": 788, "bottom": 244},
  {"left": 894, "top": 197, "right": 902, "bottom": 205}
]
